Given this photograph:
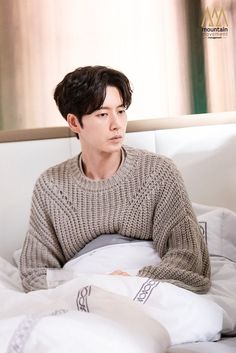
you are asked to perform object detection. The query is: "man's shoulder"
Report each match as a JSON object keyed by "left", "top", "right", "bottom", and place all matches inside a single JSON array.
[
  {"left": 123, "top": 145, "right": 175, "bottom": 168},
  {"left": 35, "top": 156, "right": 77, "bottom": 187}
]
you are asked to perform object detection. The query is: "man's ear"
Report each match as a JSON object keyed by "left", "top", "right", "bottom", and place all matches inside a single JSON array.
[{"left": 67, "top": 114, "right": 82, "bottom": 134}]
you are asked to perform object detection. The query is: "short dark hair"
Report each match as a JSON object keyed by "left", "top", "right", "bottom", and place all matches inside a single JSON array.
[{"left": 54, "top": 65, "right": 133, "bottom": 127}]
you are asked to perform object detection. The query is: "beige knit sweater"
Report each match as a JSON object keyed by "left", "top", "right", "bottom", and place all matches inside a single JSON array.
[{"left": 20, "top": 145, "right": 210, "bottom": 293}]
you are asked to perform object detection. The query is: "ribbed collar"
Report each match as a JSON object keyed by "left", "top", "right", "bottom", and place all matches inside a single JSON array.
[
  {"left": 78, "top": 146, "right": 126, "bottom": 177},
  {"left": 69, "top": 145, "right": 138, "bottom": 192}
]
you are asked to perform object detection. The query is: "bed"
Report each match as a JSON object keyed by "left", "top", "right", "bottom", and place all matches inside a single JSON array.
[{"left": 0, "top": 112, "right": 236, "bottom": 352}]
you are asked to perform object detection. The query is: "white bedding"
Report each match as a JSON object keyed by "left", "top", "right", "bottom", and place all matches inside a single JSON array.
[
  {"left": 0, "top": 257, "right": 169, "bottom": 353},
  {"left": 0, "top": 256, "right": 226, "bottom": 353},
  {"left": 0, "top": 253, "right": 235, "bottom": 353},
  {"left": 1, "top": 204, "right": 236, "bottom": 353}
]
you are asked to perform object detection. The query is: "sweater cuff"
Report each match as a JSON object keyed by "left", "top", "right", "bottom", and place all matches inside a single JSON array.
[{"left": 138, "top": 266, "right": 158, "bottom": 279}]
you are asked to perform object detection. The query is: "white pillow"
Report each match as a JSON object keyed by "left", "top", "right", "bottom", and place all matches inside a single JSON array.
[
  {"left": 193, "top": 203, "right": 236, "bottom": 262},
  {"left": 12, "top": 248, "right": 22, "bottom": 268}
]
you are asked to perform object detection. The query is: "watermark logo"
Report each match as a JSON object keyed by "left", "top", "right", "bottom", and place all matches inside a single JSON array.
[{"left": 201, "top": 7, "right": 228, "bottom": 39}]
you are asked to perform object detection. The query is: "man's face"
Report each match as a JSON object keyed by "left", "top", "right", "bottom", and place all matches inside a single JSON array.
[{"left": 74, "top": 86, "right": 128, "bottom": 154}]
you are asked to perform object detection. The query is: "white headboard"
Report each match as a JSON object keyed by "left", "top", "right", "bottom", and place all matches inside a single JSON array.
[{"left": 1, "top": 112, "right": 236, "bottom": 262}]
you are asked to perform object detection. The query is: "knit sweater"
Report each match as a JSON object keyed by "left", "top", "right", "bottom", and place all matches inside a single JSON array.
[{"left": 19, "top": 145, "right": 210, "bottom": 293}]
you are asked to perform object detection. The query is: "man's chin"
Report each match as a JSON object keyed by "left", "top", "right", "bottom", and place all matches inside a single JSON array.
[{"left": 103, "top": 143, "right": 123, "bottom": 153}]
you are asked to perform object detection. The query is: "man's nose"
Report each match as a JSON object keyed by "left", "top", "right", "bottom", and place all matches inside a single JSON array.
[{"left": 110, "top": 112, "right": 122, "bottom": 130}]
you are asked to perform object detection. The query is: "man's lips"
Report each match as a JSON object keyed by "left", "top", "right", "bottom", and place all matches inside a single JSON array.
[{"left": 109, "top": 135, "right": 123, "bottom": 140}]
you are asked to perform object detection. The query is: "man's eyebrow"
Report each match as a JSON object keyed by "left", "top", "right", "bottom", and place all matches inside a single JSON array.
[{"left": 99, "top": 104, "right": 125, "bottom": 110}]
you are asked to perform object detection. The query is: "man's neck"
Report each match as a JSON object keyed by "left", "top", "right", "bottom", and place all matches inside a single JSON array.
[{"left": 80, "top": 149, "right": 123, "bottom": 180}]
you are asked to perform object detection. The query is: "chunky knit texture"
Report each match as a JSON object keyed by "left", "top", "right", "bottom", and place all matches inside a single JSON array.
[{"left": 20, "top": 145, "right": 210, "bottom": 293}]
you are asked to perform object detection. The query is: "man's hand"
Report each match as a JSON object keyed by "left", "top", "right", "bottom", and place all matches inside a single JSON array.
[{"left": 109, "top": 269, "right": 130, "bottom": 276}]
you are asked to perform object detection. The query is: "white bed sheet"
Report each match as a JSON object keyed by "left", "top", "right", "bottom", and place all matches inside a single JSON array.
[{"left": 169, "top": 337, "right": 236, "bottom": 353}]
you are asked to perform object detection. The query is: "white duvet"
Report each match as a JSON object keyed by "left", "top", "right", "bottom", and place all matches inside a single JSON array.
[{"left": 0, "top": 203, "right": 236, "bottom": 353}]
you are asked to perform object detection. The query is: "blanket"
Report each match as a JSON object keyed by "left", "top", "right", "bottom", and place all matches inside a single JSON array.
[
  {"left": 1, "top": 203, "right": 236, "bottom": 352},
  {"left": 0, "top": 257, "right": 223, "bottom": 353}
]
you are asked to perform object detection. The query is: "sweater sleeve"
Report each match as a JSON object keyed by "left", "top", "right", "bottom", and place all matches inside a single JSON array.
[
  {"left": 138, "top": 159, "right": 211, "bottom": 294},
  {"left": 19, "top": 177, "right": 66, "bottom": 292}
]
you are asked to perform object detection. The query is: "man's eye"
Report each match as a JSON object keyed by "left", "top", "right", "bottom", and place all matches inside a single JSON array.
[
  {"left": 97, "top": 113, "right": 107, "bottom": 117},
  {"left": 118, "top": 109, "right": 125, "bottom": 114}
]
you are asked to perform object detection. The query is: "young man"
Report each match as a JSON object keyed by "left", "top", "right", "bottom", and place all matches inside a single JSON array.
[{"left": 19, "top": 66, "right": 210, "bottom": 293}]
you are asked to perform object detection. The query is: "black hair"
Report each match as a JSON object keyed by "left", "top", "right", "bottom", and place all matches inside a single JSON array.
[{"left": 54, "top": 65, "right": 133, "bottom": 127}]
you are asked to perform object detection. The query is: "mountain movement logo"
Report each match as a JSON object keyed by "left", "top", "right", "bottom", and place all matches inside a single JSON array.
[{"left": 201, "top": 7, "right": 228, "bottom": 39}]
